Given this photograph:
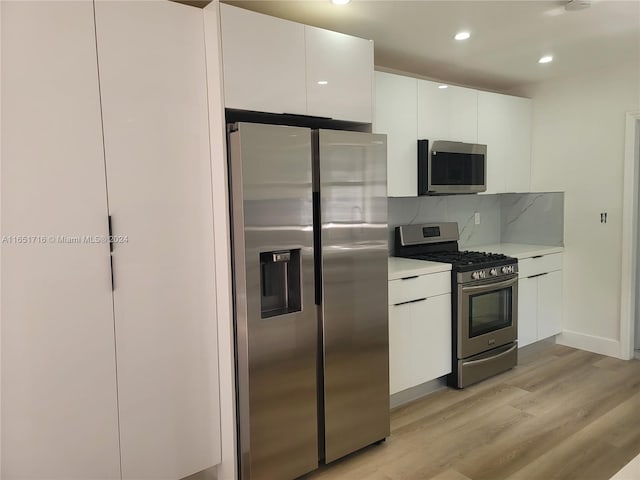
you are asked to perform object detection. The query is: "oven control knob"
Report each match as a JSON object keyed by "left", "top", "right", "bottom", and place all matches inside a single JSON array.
[
  {"left": 472, "top": 271, "right": 486, "bottom": 280},
  {"left": 490, "top": 268, "right": 498, "bottom": 276},
  {"left": 501, "top": 266, "right": 513, "bottom": 274}
]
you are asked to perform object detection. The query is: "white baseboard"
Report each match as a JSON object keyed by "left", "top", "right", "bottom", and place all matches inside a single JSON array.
[{"left": 556, "top": 330, "right": 621, "bottom": 358}]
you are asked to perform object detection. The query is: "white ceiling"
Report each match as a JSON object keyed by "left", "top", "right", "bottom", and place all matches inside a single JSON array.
[{"left": 223, "top": 0, "right": 640, "bottom": 93}]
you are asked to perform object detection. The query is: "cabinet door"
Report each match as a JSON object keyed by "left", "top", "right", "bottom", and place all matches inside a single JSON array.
[
  {"left": 504, "top": 96, "right": 532, "bottom": 193},
  {"left": 220, "top": 4, "right": 306, "bottom": 114},
  {"left": 389, "top": 300, "right": 430, "bottom": 394},
  {"left": 95, "top": 2, "right": 221, "bottom": 478},
  {"left": 517, "top": 276, "right": 538, "bottom": 348},
  {"left": 417, "top": 80, "right": 478, "bottom": 144},
  {"left": 537, "top": 270, "right": 563, "bottom": 339},
  {"left": 478, "top": 91, "right": 532, "bottom": 194},
  {"left": 305, "top": 26, "right": 373, "bottom": 122},
  {"left": 388, "top": 294, "right": 451, "bottom": 394},
  {"left": 374, "top": 72, "right": 417, "bottom": 197},
  {"left": 1, "top": 1, "right": 121, "bottom": 478},
  {"left": 421, "top": 294, "right": 453, "bottom": 381}
]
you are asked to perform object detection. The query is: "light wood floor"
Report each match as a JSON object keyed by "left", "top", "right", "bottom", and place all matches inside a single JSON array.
[{"left": 303, "top": 342, "right": 640, "bottom": 480}]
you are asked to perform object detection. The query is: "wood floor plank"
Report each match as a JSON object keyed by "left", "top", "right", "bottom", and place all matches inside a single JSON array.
[
  {"left": 506, "top": 391, "right": 640, "bottom": 480},
  {"left": 303, "top": 345, "right": 640, "bottom": 480},
  {"left": 380, "top": 406, "right": 532, "bottom": 480},
  {"left": 428, "top": 469, "right": 473, "bottom": 480},
  {"left": 504, "top": 348, "right": 603, "bottom": 392},
  {"left": 391, "top": 386, "right": 473, "bottom": 431},
  {"left": 454, "top": 359, "right": 640, "bottom": 480}
]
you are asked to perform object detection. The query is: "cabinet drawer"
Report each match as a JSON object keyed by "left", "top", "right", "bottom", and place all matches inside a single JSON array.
[
  {"left": 388, "top": 271, "right": 451, "bottom": 305},
  {"left": 519, "top": 253, "right": 562, "bottom": 278}
]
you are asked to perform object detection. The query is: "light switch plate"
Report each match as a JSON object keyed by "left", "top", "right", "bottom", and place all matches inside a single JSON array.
[{"left": 474, "top": 212, "right": 481, "bottom": 225}]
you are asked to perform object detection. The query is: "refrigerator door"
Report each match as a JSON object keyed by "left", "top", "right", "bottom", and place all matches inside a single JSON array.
[
  {"left": 317, "top": 129, "right": 390, "bottom": 463},
  {"left": 229, "top": 123, "right": 318, "bottom": 480}
]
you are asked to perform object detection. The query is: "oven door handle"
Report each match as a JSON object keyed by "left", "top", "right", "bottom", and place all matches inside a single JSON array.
[
  {"left": 462, "top": 342, "right": 518, "bottom": 367},
  {"left": 461, "top": 275, "right": 518, "bottom": 294}
]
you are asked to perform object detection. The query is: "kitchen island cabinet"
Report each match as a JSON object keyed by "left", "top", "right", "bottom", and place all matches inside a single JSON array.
[{"left": 388, "top": 258, "right": 452, "bottom": 395}]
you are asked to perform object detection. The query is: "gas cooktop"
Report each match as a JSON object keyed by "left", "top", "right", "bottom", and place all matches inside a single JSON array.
[
  {"left": 394, "top": 222, "right": 518, "bottom": 273},
  {"left": 408, "top": 251, "right": 514, "bottom": 272}
]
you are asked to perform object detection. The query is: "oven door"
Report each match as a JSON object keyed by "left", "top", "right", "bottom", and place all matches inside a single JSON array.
[{"left": 458, "top": 275, "right": 518, "bottom": 359}]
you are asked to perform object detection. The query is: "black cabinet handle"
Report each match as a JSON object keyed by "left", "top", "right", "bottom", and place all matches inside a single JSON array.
[
  {"left": 393, "top": 297, "right": 427, "bottom": 306},
  {"left": 400, "top": 275, "right": 419, "bottom": 281},
  {"left": 528, "top": 272, "right": 549, "bottom": 279}
]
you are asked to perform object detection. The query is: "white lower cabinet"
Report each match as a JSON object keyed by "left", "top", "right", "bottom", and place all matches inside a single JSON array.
[
  {"left": 537, "top": 270, "right": 563, "bottom": 340},
  {"left": 517, "top": 276, "right": 538, "bottom": 347},
  {"left": 388, "top": 272, "right": 452, "bottom": 395},
  {"left": 517, "top": 254, "right": 563, "bottom": 348}
]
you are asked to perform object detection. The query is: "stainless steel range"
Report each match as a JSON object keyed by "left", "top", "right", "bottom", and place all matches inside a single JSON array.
[{"left": 394, "top": 222, "right": 518, "bottom": 388}]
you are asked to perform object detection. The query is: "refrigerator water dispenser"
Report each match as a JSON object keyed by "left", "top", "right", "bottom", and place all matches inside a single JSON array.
[{"left": 260, "top": 249, "right": 301, "bottom": 318}]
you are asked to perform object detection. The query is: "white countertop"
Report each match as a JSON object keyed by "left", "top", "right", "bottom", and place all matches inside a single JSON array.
[
  {"left": 471, "top": 243, "right": 564, "bottom": 260},
  {"left": 388, "top": 257, "right": 451, "bottom": 280}
]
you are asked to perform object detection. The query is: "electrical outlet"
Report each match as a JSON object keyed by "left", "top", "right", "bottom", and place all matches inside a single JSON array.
[{"left": 474, "top": 212, "right": 481, "bottom": 225}]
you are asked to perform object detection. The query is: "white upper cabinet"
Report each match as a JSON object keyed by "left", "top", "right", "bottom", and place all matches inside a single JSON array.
[
  {"left": 374, "top": 71, "right": 418, "bottom": 197},
  {"left": 305, "top": 26, "right": 373, "bottom": 122},
  {"left": 220, "top": 4, "right": 307, "bottom": 115},
  {"left": 417, "top": 80, "right": 478, "bottom": 144},
  {"left": 220, "top": 4, "right": 373, "bottom": 122},
  {"left": 478, "top": 91, "right": 532, "bottom": 194}
]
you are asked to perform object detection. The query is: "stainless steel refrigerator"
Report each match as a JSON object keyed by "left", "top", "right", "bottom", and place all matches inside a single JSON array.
[{"left": 228, "top": 122, "right": 389, "bottom": 480}]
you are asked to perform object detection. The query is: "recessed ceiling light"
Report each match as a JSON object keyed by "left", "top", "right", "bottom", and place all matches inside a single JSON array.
[
  {"left": 538, "top": 55, "right": 553, "bottom": 64},
  {"left": 331, "top": 0, "right": 351, "bottom": 5},
  {"left": 317, "top": 80, "right": 329, "bottom": 85},
  {"left": 454, "top": 31, "right": 471, "bottom": 41},
  {"left": 438, "top": 85, "right": 449, "bottom": 89}
]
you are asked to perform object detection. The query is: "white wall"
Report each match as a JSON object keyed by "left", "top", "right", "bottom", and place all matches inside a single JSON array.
[{"left": 518, "top": 64, "right": 640, "bottom": 356}]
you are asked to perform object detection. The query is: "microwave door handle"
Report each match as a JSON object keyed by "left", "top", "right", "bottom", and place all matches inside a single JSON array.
[{"left": 462, "top": 276, "right": 518, "bottom": 294}]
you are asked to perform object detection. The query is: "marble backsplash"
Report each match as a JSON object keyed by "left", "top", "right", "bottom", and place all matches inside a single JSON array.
[
  {"left": 501, "top": 193, "right": 564, "bottom": 246},
  {"left": 387, "top": 192, "right": 564, "bottom": 253}
]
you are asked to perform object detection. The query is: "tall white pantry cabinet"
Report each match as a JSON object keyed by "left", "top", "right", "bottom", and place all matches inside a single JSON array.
[{"left": 1, "top": 1, "right": 221, "bottom": 479}]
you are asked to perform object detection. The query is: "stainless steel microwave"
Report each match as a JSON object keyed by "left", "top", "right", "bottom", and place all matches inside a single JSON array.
[{"left": 418, "top": 140, "right": 487, "bottom": 195}]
